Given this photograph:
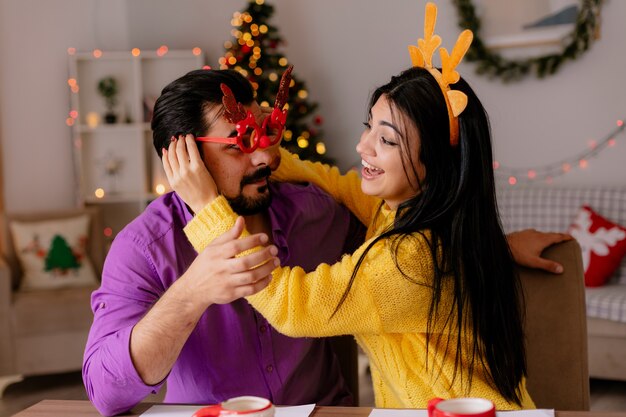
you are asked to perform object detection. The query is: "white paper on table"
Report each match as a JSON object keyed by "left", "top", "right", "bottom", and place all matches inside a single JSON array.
[
  {"left": 368, "top": 409, "right": 554, "bottom": 417},
  {"left": 141, "top": 403, "right": 316, "bottom": 417}
]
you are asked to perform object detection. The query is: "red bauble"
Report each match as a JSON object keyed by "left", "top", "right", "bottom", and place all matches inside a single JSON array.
[
  {"left": 314, "top": 116, "right": 323, "bottom": 126},
  {"left": 241, "top": 45, "right": 251, "bottom": 54}
]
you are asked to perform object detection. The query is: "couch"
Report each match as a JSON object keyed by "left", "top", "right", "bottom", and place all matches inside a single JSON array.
[
  {"left": 498, "top": 186, "right": 626, "bottom": 381},
  {"left": 0, "top": 207, "right": 103, "bottom": 396}
]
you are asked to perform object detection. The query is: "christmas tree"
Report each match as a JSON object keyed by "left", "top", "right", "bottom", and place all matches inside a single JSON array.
[
  {"left": 219, "top": 0, "right": 332, "bottom": 164},
  {"left": 45, "top": 235, "right": 80, "bottom": 273}
]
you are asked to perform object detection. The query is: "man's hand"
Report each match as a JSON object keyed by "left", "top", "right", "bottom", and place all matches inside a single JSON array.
[
  {"left": 162, "top": 134, "right": 217, "bottom": 214},
  {"left": 507, "top": 229, "right": 573, "bottom": 274},
  {"left": 130, "top": 217, "right": 279, "bottom": 385},
  {"left": 183, "top": 216, "right": 279, "bottom": 306}
]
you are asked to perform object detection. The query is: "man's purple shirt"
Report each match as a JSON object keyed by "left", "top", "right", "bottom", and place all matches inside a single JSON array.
[{"left": 83, "top": 182, "right": 361, "bottom": 416}]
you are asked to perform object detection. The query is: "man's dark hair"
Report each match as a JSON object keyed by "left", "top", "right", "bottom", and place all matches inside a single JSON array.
[{"left": 151, "top": 69, "right": 254, "bottom": 157}]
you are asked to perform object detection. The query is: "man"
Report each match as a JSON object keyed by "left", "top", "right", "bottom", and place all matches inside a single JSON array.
[
  {"left": 83, "top": 68, "right": 570, "bottom": 416},
  {"left": 82, "top": 69, "right": 362, "bottom": 416}
]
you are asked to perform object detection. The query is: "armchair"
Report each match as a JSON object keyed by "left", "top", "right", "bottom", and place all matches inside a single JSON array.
[{"left": 0, "top": 207, "right": 103, "bottom": 397}]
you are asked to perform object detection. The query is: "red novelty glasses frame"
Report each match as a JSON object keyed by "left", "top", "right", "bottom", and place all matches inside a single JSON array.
[
  {"left": 196, "top": 66, "right": 293, "bottom": 153},
  {"left": 195, "top": 106, "right": 287, "bottom": 153}
]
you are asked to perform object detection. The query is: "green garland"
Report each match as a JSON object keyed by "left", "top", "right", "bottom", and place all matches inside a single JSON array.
[{"left": 452, "top": 0, "right": 602, "bottom": 81}]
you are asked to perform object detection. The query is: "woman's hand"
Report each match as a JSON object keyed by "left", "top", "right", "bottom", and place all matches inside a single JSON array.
[{"left": 162, "top": 134, "right": 217, "bottom": 214}]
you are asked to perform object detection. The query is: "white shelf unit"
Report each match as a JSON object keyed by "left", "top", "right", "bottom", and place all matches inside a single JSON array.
[{"left": 68, "top": 49, "right": 205, "bottom": 247}]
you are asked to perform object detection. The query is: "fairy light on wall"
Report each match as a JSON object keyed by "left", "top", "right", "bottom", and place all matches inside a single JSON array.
[
  {"left": 156, "top": 45, "right": 169, "bottom": 57},
  {"left": 155, "top": 184, "right": 166, "bottom": 195},
  {"left": 495, "top": 118, "right": 625, "bottom": 185}
]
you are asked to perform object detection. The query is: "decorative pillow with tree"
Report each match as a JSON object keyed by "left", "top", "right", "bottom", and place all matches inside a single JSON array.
[
  {"left": 9, "top": 215, "right": 98, "bottom": 290},
  {"left": 568, "top": 205, "right": 626, "bottom": 287}
]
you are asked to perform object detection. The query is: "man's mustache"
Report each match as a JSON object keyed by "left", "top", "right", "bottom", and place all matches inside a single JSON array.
[{"left": 241, "top": 166, "right": 272, "bottom": 186}]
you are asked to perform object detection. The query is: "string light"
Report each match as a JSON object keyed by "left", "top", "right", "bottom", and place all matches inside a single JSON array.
[
  {"left": 157, "top": 45, "right": 169, "bottom": 56},
  {"left": 67, "top": 47, "right": 76, "bottom": 55},
  {"left": 131, "top": 48, "right": 141, "bottom": 57},
  {"left": 316, "top": 142, "right": 326, "bottom": 155},
  {"left": 86, "top": 112, "right": 100, "bottom": 128},
  {"left": 103, "top": 227, "right": 113, "bottom": 238},
  {"left": 68, "top": 78, "right": 80, "bottom": 93},
  {"left": 495, "top": 118, "right": 625, "bottom": 185},
  {"left": 94, "top": 188, "right": 105, "bottom": 199},
  {"left": 93, "top": 49, "right": 102, "bottom": 58},
  {"left": 297, "top": 137, "right": 309, "bottom": 148},
  {"left": 155, "top": 184, "right": 166, "bottom": 195}
]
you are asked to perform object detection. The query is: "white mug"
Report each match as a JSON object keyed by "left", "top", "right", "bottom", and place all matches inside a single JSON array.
[
  {"left": 428, "top": 397, "right": 496, "bottom": 417},
  {"left": 192, "top": 396, "right": 275, "bottom": 417}
]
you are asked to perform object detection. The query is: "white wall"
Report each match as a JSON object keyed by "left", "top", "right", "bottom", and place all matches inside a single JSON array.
[
  {"left": 0, "top": 0, "right": 129, "bottom": 213},
  {"left": 1, "top": 0, "right": 625, "bottom": 213}
]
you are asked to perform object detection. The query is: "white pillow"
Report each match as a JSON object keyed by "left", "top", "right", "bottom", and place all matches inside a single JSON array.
[{"left": 10, "top": 215, "right": 98, "bottom": 290}]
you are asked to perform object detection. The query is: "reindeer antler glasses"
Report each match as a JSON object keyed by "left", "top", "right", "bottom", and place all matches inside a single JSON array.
[{"left": 196, "top": 66, "right": 293, "bottom": 153}]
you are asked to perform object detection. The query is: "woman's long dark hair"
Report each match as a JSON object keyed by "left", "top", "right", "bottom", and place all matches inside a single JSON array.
[{"left": 335, "top": 67, "right": 526, "bottom": 404}]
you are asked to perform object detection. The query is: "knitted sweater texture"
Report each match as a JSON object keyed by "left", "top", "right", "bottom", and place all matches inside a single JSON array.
[{"left": 183, "top": 148, "right": 534, "bottom": 409}]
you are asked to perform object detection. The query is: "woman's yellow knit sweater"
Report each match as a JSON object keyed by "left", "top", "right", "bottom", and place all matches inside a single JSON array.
[{"left": 184, "top": 148, "right": 534, "bottom": 410}]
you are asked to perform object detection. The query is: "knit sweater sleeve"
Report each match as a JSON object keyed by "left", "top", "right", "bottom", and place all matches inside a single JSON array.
[
  {"left": 273, "top": 147, "right": 380, "bottom": 226},
  {"left": 184, "top": 198, "right": 443, "bottom": 337}
]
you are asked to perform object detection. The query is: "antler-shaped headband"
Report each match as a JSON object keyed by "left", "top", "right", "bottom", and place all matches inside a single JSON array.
[
  {"left": 220, "top": 65, "right": 293, "bottom": 124},
  {"left": 408, "top": 2, "right": 473, "bottom": 146}
]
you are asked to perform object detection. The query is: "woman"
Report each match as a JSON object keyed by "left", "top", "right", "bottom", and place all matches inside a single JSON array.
[{"left": 163, "top": 4, "right": 535, "bottom": 409}]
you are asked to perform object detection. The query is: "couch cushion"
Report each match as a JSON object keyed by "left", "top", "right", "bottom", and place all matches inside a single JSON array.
[
  {"left": 586, "top": 285, "right": 626, "bottom": 324},
  {"left": 9, "top": 215, "right": 98, "bottom": 290},
  {"left": 568, "top": 205, "right": 626, "bottom": 287},
  {"left": 497, "top": 187, "right": 626, "bottom": 285},
  {"left": 12, "top": 285, "right": 96, "bottom": 336}
]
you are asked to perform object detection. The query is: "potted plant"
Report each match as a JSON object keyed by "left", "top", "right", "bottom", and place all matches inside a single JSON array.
[{"left": 97, "top": 76, "right": 119, "bottom": 124}]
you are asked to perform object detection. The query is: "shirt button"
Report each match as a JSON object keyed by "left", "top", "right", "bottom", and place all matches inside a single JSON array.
[
  {"left": 259, "top": 325, "right": 267, "bottom": 333},
  {"left": 266, "top": 365, "right": 273, "bottom": 373},
  {"left": 99, "top": 302, "right": 106, "bottom": 309}
]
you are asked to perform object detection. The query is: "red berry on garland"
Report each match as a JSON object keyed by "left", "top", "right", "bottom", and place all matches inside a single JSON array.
[{"left": 314, "top": 116, "right": 323, "bottom": 126}]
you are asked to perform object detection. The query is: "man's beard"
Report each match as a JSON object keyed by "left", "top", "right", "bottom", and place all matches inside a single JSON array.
[{"left": 226, "top": 166, "right": 273, "bottom": 216}]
